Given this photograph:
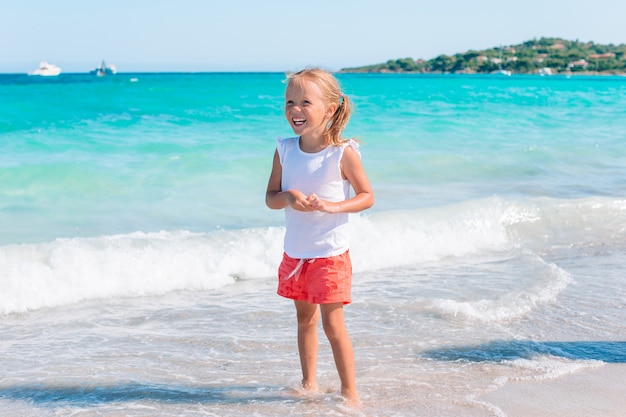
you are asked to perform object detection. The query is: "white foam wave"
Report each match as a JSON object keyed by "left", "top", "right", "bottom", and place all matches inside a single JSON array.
[
  {"left": 0, "top": 228, "right": 284, "bottom": 315},
  {"left": 350, "top": 195, "right": 626, "bottom": 272},
  {"left": 508, "top": 357, "right": 604, "bottom": 381},
  {"left": 350, "top": 198, "right": 513, "bottom": 271},
  {"left": 2, "top": 195, "right": 623, "bottom": 315},
  {"left": 502, "top": 196, "right": 626, "bottom": 250},
  {"left": 424, "top": 261, "right": 572, "bottom": 322}
]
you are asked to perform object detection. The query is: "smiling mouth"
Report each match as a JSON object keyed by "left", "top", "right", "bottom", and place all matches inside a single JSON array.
[{"left": 292, "top": 118, "right": 306, "bottom": 126}]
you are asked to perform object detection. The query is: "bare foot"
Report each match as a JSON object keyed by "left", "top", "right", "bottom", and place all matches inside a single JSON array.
[
  {"left": 302, "top": 379, "right": 318, "bottom": 392},
  {"left": 341, "top": 387, "right": 361, "bottom": 407},
  {"left": 290, "top": 380, "right": 319, "bottom": 398}
]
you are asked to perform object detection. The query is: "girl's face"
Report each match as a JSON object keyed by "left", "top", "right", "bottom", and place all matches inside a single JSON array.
[{"left": 285, "top": 79, "right": 336, "bottom": 139}]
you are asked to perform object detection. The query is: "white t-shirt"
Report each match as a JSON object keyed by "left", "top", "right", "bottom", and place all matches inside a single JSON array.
[{"left": 277, "top": 136, "right": 359, "bottom": 259}]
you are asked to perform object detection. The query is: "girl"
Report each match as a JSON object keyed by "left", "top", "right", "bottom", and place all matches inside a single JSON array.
[{"left": 265, "top": 68, "right": 374, "bottom": 403}]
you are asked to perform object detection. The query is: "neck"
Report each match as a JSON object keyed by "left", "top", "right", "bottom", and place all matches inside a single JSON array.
[{"left": 299, "top": 135, "right": 327, "bottom": 153}]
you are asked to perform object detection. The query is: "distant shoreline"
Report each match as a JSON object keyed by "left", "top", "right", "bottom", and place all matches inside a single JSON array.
[
  {"left": 341, "top": 37, "right": 626, "bottom": 77},
  {"left": 339, "top": 69, "right": 626, "bottom": 76}
]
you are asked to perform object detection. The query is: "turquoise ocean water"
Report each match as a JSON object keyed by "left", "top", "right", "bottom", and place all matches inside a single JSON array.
[{"left": 1, "top": 72, "right": 625, "bottom": 416}]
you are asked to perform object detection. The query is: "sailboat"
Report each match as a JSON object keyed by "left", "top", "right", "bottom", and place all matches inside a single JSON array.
[{"left": 90, "top": 60, "right": 117, "bottom": 76}]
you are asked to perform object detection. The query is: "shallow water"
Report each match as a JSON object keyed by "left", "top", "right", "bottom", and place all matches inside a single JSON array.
[{"left": 1, "top": 246, "right": 623, "bottom": 416}]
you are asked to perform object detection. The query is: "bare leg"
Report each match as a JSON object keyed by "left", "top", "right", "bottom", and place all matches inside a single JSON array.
[
  {"left": 320, "top": 303, "right": 359, "bottom": 403},
  {"left": 294, "top": 300, "right": 320, "bottom": 391}
]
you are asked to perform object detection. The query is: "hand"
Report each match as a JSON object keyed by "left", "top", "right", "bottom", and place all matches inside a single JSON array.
[
  {"left": 287, "top": 190, "right": 314, "bottom": 211},
  {"left": 307, "top": 193, "right": 336, "bottom": 213}
]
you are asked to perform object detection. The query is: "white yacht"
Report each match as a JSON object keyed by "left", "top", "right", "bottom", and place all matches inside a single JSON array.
[
  {"left": 491, "top": 69, "right": 512, "bottom": 76},
  {"left": 539, "top": 67, "right": 553, "bottom": 76},
  {"left": 28, "top": 61, "right": 62, "bottom": 76}
]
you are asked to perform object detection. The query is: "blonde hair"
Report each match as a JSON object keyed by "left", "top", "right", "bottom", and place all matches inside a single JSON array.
[{"left": 285, "top": 68, "right": 352, "bottom": 146}]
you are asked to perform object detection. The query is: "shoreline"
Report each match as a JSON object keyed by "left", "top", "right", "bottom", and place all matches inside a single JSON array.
[
  {"left": 478, "top": 363, "right": 626, "bottom": 417},
  {"left": 339, "top": 69, "right": 626, "bottom": 76}
]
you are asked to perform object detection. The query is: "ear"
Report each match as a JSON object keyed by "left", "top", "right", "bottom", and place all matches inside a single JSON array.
[{"left": 325, "top": 103, "right": 338, "bottom": 118}]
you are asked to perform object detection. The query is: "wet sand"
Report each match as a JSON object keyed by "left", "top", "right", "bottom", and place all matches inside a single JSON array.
[{"left": 479, "top": 364, "right": 626, "bottom": 417}]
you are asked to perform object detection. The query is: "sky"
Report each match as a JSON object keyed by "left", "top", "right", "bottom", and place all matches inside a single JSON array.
[{"left": 2, "top": 0, "right": 626, "bottom": 73}]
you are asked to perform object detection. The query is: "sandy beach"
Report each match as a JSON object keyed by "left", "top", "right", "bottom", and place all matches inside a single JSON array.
[{"left": 479, "top": 364, "right": 626, "bottom": 417}]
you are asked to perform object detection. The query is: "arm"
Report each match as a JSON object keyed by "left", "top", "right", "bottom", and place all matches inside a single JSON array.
[
  {"left": 308, "top": 145, "right": 374, "bottom": 214},
  {"left": 265, "top": 149, "right": 314, "bottom": 211}
]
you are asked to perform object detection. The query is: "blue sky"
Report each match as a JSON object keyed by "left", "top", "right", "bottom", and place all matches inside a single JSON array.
[{"left": 2, "top": 0, "right": 625, "bottom": 73}]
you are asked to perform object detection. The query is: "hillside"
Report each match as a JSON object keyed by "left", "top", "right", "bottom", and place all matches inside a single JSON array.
[{"left": 341, "top": 37, "right": 626, "bottom": 75}]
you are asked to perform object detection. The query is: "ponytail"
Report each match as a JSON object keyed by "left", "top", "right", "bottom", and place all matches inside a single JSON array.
[{"left": 325, "top": 92, "right": 351, "bottom": 146}]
